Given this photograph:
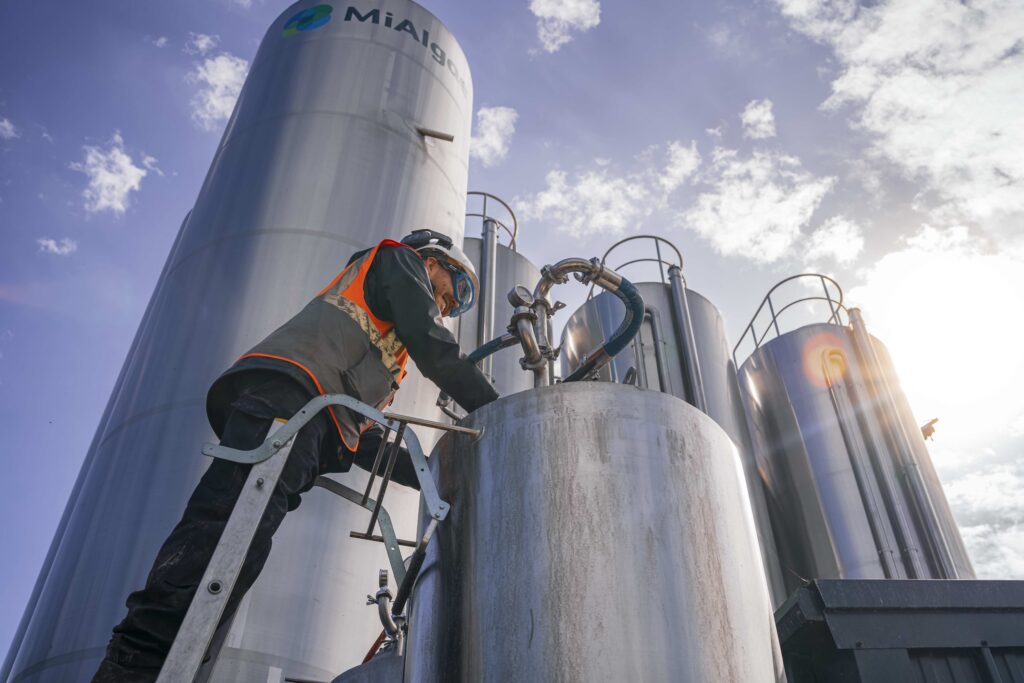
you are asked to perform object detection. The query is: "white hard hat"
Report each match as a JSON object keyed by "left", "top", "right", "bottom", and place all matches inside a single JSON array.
[{"left": 401, "top": 230, "right": 480, "bottom": 316}]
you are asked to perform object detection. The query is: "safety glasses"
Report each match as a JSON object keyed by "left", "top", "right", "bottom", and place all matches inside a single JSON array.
[{"left": 445, "top": 266, "right": 475, "bottom": 318}]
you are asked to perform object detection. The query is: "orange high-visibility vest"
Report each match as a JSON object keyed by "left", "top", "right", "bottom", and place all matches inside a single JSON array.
[{"left": 238, "top": 240, "right": 414, "bottom": 448}]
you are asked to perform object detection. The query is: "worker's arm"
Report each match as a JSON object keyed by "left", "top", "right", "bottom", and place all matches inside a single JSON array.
[{"left": 368, "top": 246, "right": 499, "bottom": 412}]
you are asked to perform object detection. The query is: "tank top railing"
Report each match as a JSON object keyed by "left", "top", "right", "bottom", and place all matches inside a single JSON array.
[
  {"left": 466, "top": 191, "right": 518, "bottom": 251},
  {"left": 732, "top": 273, "right": 848, "bottom": 366},
  {"left": 587, "top": 234, "right": 683, "bottom": 299}
]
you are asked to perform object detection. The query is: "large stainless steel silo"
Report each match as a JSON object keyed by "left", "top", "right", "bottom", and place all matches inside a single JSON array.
[
  {"left": 405, "top": 383, "right": 786, "bottom": 683},
  {"left": 736, "top": 279, "right": 974, "bottom": 600},
  {"left": 559, "top": 237, "right": 787, "bottom": 606},
  {"left": 4, "top": 2, "right": 474, "bottom": 681}
]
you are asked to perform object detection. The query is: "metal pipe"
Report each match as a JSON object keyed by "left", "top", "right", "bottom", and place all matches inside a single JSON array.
[
  {"left": 478, "top": 219, "right": 499, "bottom": 378},
  {"left": 374, "top": 572, "right": 399, "bottom": 639},
  {"left": 822, "top": 351, "right": 904, "bottom": 579},
  {"left": 517, "top": 317, "right": 545, "bottom": 376},
  {"left": 848, "top": 308, "right": 958, "bottom": 578},
  {"left": 645, "top": 306, "right": 673, "bottom": 395},
  {"left": 380, "top": 412, "right": 482, "bottom": 437},
  {"left": 667, "top": 265, "right": 708, "bottom": 412}
]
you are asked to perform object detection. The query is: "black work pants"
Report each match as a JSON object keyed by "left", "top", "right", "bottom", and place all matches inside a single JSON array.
[{"left": 95, "top": 377, "right": 336, "bottom": 680}]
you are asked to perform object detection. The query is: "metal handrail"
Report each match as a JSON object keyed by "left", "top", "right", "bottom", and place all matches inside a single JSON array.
[
  {"left": 587, "top": 234, "right": 684, "bottom": 299},
  {"left": 731, "top": 273, "right": 849, "bottom": 365},
  {"left": 467, "top": 191, "right": 519, "bottom": 251}
]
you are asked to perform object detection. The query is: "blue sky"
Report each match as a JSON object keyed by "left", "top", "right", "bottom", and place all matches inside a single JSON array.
[{"left": 2, "top": 0, "right": 1023, "bottom": 656}]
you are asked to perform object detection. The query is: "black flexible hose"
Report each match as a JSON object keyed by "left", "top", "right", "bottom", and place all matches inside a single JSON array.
[
  {"left": 467, "top": 333, "right": 519, "bottom": 364},
  {"left": 563, "top": 278, "right": 645, "bottom": 383}
]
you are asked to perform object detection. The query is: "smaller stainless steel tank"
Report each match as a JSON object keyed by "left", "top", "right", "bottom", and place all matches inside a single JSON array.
[
  {"left": 735, "top": 276, "right": 974, "bottom": 598},
  {"left": 560, "top": 236, "right": 787, "bottom": 606},
  {"left": 404, "top": 383, "right": 784, "bottom": 683},
  {"left": 454, "top": 193, "right": 540, "bottom": 397}
]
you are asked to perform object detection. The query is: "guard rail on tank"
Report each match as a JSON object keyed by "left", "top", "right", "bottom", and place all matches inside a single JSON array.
[{"left": 731, "top": 272, "right": 848, "bottom": 365}]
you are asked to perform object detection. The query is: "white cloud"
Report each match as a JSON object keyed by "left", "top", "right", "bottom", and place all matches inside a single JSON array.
[
  {"left": 806, "top": 215, "right": 864, "bottom": 265},
  {"left": 773, "top": 0, "right": 1024, "bottom": 245},
  {"left": 146, "top": 35, "right": 169, "bottom": 48},
  {"left": 529, "top": 0, "right": 601, "bottom": 53},
  {"left": 945, "top": 461, "right": 1024, "bottom": 578},
  {"left": 680, "top": 148, "right": 835, "bottom": 262},
  {"left": 37, "top": 238, "right": 78, "bottom": 256},
  {"left": 142, "top": 154, "right": 163, "bottom": 176},
  {"left": 660, "top": 141, "right": 701, "bottom": 193},
  {"left": 517, "top": 140, "right": 701, "bottom": 237},
  {"left": 847, "top": 225, "right": 1024, "bottom": 451},
  {"left": 518, "top": 168, "right": 652, "bottom": 237},
  {"left": 231, "top": 0, "right": 254, "bottom": 7},
  {"left": 70, "top": 132, "right": 147, "bottom": 215},
  {"left": 184, "top": 32, "right": 220, "bottom": 55},
  {"left": 470, "top": 106, "right": 518, "bottom": 167},
  {"left": 0, "top": 117, "right": 18, "bottom": 140},
  {"left": 188, "top": 53, "right": 249, "bottom": 132},
  {"left": 740, "top": 99, "right": 776, "bottom": 139}
]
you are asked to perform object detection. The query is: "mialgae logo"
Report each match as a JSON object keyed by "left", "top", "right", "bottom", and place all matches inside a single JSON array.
[{"left": 283, "top": 5, "right": 333, "bottom": 37}]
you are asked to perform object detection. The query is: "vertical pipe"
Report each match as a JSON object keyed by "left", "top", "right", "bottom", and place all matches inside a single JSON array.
[
  {"left": 667, "top": 265, "right": 708, "bottom": 412},
  {"left": 546, "top": 316, "right": 556, "bottom": 384},
  {"left": 646, "top": 307, "right": 673, "bottom": 395},
  {"left": 822, "top": 351, "right": 904, "bottom": 579},
  {"left": 478, "top": 219, "right": 499, "bottom": 379},
  {"left": 848, "top": 309, "right": 958, "bottom": 578}
]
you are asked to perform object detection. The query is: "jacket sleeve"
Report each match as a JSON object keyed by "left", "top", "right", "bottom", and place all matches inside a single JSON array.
[{"left": 374, "top": 246, "right": 499, "bottom": 412}]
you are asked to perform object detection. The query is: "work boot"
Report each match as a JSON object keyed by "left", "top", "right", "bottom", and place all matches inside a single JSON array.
[{"left": 90, "top": 657, "right": 160, "bottom": 683}]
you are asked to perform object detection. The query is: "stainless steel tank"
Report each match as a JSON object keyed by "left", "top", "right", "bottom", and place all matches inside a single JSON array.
[
  {"left": 5, "top": 2, "right": 473, "bottom": 681},
  {"left": 454, "top": 235, "right": 540, "bottom": 397},
  {"left": 737, "top": 312, "right": 974, "bottom": 598},
  {"left": 561, "top": 280, "right": 788, "bottom": 607},
  {"left": 405, "top": 383, "right": 785, "bottom": 683}
]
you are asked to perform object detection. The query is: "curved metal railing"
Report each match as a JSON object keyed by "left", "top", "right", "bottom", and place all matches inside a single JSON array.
[
  {"left": 587, "top": 234, "right": 683, "bottom": 299},
  {"left": 731, "top": 273, "right": 849, "bottom": 365},
  {"left": 466, "top": 191, "right": 518, "bottom": 251}
]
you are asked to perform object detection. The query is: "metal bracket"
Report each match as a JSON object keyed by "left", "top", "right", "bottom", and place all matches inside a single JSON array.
[{"left": 313, "top": 477, "right": 408, "bottom": 587}]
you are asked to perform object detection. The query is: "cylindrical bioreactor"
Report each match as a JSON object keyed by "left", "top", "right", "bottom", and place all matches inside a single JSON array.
[
  {"left": 560, "top": 238, "right": 786, "bottom": 606},
  {"left": 405, "top": 383, "right": 784, "bottom": 683},
  {"left": 5, "top": 2, "right": 473, "bottom": 681},
  {"left": 737, "top": 303, "right": 974, "bottom": 597}
]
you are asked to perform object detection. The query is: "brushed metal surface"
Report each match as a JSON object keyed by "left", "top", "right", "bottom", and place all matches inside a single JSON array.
[
  {"left": 405, "top": 383, "right": 785, "bottom": 683},
  {"left": 454, "top": 237, "right": 540, "bottom": 398},
  {"left": 560, "top": 283, "right": 788, "bottom": 607},
  {"left": 737, "top": 323, "right": 974, "bottom": 600},
  {"left": 7, "top": 2, "right": 473, "bottom": 681}
]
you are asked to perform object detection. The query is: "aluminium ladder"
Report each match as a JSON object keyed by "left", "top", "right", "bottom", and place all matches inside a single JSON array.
[{"left": 155, "top": 393, "right": 479, "bottom": 683}]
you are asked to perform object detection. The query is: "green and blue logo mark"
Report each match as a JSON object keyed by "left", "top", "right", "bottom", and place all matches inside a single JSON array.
[{"left": 283, "top": 5, "right": 333, "bottom": 37}]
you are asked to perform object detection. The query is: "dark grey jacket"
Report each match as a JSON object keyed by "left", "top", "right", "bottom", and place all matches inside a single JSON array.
[{"left": 207, "top": 244, "right": 498, "bottom": 451}]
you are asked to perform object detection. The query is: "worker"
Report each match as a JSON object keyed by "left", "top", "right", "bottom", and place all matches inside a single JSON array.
[{"left": 92, "top": 230, "right": 498, "bottom": 682}]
